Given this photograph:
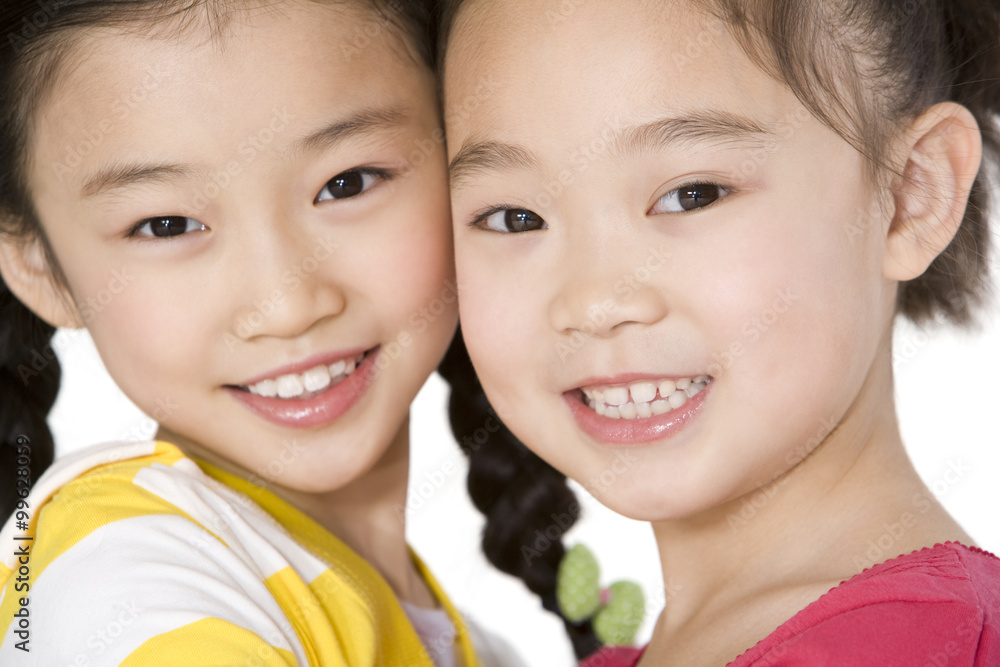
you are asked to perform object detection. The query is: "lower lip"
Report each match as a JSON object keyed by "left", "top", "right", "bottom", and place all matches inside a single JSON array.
[
  {"left": 228, "top": 348, "right": 380, "bottom": 429},
  {"left": 564, "top": 384, "right": 711, "bottom": 445}
]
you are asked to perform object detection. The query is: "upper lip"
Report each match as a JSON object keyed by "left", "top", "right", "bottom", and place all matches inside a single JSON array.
[
  {"left": 568, "top": 371, "right": 710, "bottom": 392},
  {"left": 233, "top": 346, "right": 374, "bottom": 387}
]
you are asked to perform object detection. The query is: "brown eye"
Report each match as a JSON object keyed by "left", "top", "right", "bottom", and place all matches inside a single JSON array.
[
  {"left": 650, "top": 182, "right": 730, "bottom": 215},
  {"left": 134, "top": 216, "right": 205, "bottom": 238},
  {"left": 317, "top": 169, "right": 385, "bottom": 202},
  {"left": 478, "top": 208, "right": 547, "bottom": 233},
  {"left": 678, "top": 184, "right": 723, "bottom": 210}
]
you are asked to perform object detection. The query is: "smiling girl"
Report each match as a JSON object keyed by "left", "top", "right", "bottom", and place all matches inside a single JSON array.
[
  {"left": 440, "top": 0, "right": 1000, "bottom": 664},
  {"left": 0, "top": 1, "right": 487, "bottom": 664}
]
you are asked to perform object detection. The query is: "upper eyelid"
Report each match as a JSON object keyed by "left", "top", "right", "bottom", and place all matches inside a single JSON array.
[
  {"left": 468, "top": 204, "right": 538, "bottom": 230},
  {"left": 315, "top": 166, "right": 395, "bottom": 200}
]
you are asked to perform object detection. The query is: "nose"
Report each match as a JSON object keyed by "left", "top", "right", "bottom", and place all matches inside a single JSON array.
[
  {"left": 548, "top": 237, "right": 670, "bottom": 339},
  {"left": 232, "top": 223, "right": 345, "bottom": 342}
]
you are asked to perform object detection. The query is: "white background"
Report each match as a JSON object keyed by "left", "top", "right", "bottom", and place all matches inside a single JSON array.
[{"left": 48, "top": 274, "right": 999, "bottom": 666}]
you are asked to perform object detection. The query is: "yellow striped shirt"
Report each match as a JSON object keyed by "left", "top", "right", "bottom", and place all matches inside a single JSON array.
[{"left": 0, "top": 440, "right": 480, "bottom": 666}]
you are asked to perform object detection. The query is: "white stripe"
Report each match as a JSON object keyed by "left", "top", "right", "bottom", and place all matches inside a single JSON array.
[
  {"left": 0, "top": 441, "right": 157, "bottom": 568},
  {"left": 133, "top": 460, "right": 329, "bottom": 583},
  {"left": 0, "top": 514, "right": 308, "bottom": 666}
]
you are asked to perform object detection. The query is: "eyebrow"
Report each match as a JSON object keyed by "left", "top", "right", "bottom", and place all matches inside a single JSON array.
[
  {"left": 448, "top": 141, "right": 539, "bottom": 190},
  {"left": 449, "top": 110, "right": 777, "bottom": 189},
  {"left": 82, "top": 163, "right": 197, "bottom": 198},
  {"left": 290, "top": 106, "right": 411, "bottom": 156},
  {"left": 81, "top": 106, "right": 412, "bottom": 198}
]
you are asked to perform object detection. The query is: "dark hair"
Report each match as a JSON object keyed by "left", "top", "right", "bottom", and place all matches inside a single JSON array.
[
  {"left": 437, "top": 0, "right": 1000, "bottom": 656},
  {"left": 439, "top": 0, "right": 999, "bottom": 326},
  {"left": 438, "top": 330, "right": 602, "bottom": 659},
  {"left": 0, "top": 0, "right": 435, "bottom": 523}
]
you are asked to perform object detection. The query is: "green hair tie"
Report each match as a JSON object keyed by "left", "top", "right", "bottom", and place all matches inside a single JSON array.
[{"left": 556, "top": 544, "right": 646, "bottom": 646}]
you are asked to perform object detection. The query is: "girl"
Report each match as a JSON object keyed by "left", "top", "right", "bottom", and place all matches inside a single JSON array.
[
  {"left": 439, "top": 0, "right": 1000, "bottom": 664},
  {"left": 0, "top": 1, "right": 488, "bottom": 664}
]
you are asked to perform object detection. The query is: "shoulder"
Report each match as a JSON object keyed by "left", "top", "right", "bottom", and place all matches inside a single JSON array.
[
  {"left": 580, "top": 646, "right": 644, "bottom": 667},
  {"left": 0, "top": 441, "right": 313, "bottom": 664},
  {"left": 733, "top": 542, "right": 1000, "bottom": 666}
]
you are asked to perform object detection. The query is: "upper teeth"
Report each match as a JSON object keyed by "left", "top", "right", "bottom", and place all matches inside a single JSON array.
[
  {"left": 246, "top": 353, "right": 365, "bottom": 399},
  {"left": 582, "top": 375, "right": 710, "bottom": 420}
]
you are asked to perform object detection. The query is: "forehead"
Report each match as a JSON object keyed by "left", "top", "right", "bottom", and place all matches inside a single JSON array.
[
  {"left": 444, "top": 0, "right": 793, "bottom": 146},
  {"left": 29, "top": 1, "right": 431, "bottom": 186}
]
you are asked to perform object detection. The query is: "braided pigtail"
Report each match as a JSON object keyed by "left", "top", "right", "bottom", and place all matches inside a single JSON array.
[
  {"left": 438, "top": 330, "right": 602, "bottom": 659},
  {"left": 0, "top": 273, "right": 59, "bottom": 524}
]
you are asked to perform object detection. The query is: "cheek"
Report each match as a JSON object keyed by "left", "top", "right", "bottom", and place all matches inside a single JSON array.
[
  {"left": 369, "top": 187, "right": 458, "bottom": 353},
  {"left": 456, "top": 250, "right": 525, "bottom": 375},
  {"left": 82, "top": 277, "right": 215, "bottom": 419}
]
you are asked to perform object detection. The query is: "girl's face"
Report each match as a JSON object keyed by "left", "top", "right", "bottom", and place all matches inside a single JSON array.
[
  {"left": 445, "top": 0, "right": 899, "bottom": 520},
  {"left": 28, "top": 2, "right": 456, "bottom": 493}
]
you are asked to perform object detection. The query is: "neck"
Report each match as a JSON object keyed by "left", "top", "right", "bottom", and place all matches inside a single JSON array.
[{"left": 157, "top": 418, "right": 436, "bottom": 608}]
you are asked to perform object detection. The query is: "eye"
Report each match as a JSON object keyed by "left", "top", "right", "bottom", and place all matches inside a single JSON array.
[
  {"left": 650, "top": 183, "right": 729, "bottom": 215},
  {"left": 131, "top": 216, "right": 207, "bottom": 238},
  {"left": 316, "top": 169, "right": 386, "bottom": 202},
  {"left": 474, "top": 208, "right": 548, "bottom": 233}
]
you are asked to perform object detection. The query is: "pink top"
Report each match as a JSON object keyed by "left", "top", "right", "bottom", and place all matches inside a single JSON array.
[{"left": 582, "top": 542, "right": 1000, "bottom": 666}]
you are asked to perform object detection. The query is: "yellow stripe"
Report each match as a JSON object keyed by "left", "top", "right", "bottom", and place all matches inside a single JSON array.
[
  {"left": 120, "top": 617, "right": 298, "bottom": 666},
  {"left": 0, "top": 443, "right": 199, "bottom": 637},
  {"left": 197, "top": 459, "right": 461, "bottom": 667},
  {"left": 263, "top": 567, "right": 352, "bottom": 667},
  {"left": 413, "top": 552, "right": 481, "bottom": 667},
  {"left": 23, "top": 441, "right": 195, "bottom": 579}
]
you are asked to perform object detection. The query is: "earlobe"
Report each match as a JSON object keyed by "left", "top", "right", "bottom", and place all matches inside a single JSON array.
[
  {"left": 883, "top": 102, "right": 983, "bottom": 282},
  {"left": 0, "top": 234, "right": 84, "bottom": 329}
]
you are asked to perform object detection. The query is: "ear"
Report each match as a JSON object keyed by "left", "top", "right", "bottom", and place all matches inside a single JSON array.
[
  {"left": 0, "top": 233, "right": 84, "bottom": 328},
  {"left": 883, "top": 102, "right": 983, "bottom": 281}
]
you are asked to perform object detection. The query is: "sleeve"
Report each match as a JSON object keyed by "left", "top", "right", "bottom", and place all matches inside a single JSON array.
[
  {"left": 753, "top": 599, "right": 985, "bottom": 666},
  {"left": 0, "top": 513, "right": 305, "bottom": 667}
]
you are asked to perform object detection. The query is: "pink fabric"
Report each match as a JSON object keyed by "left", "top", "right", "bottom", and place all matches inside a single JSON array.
[{"left": 580, "top": 542, "right": 1000, "bottom": 667}]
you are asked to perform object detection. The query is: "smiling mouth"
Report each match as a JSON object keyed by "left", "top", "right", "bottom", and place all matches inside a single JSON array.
[
  {"left": 579, "top": 375, "right": 712, "bottom": 420},
  {"left": 232, "top": 351, "right": 369, "bottom": 400}
]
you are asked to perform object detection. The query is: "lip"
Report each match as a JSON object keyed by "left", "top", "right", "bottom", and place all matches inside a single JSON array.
[
  {"left": 563, "top": 381, "right": 711, "bottom": 445},
  {"left": 228, "top": 346, "right": 380, "bottom": 429}
]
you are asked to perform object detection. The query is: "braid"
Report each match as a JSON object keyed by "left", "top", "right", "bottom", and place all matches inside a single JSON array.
[
  {"left": 438, "top": 330, "right": 602, "bottom": 659},
  {"left": 0, "top": 272, "right": 58, "bottom": 524}
]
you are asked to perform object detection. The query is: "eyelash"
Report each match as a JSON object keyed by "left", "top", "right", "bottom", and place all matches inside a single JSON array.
[
  {"left": 469, "top": 181, "right": 733, "bottom": 234},
  {"left": 315, "top": 167, "right": 395, "bottom": 204},
  {"left": 125, "top": 216, "right": 206, "bottom": 240},
  {"left": 649, "top": 180, "right": 731, "bottom": 215},
  {"left": 468, "top": 204, "right": 545, "bottom": 233},
  {"left": 123, "top": 167, "right": 396, "bottom": 240}
]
